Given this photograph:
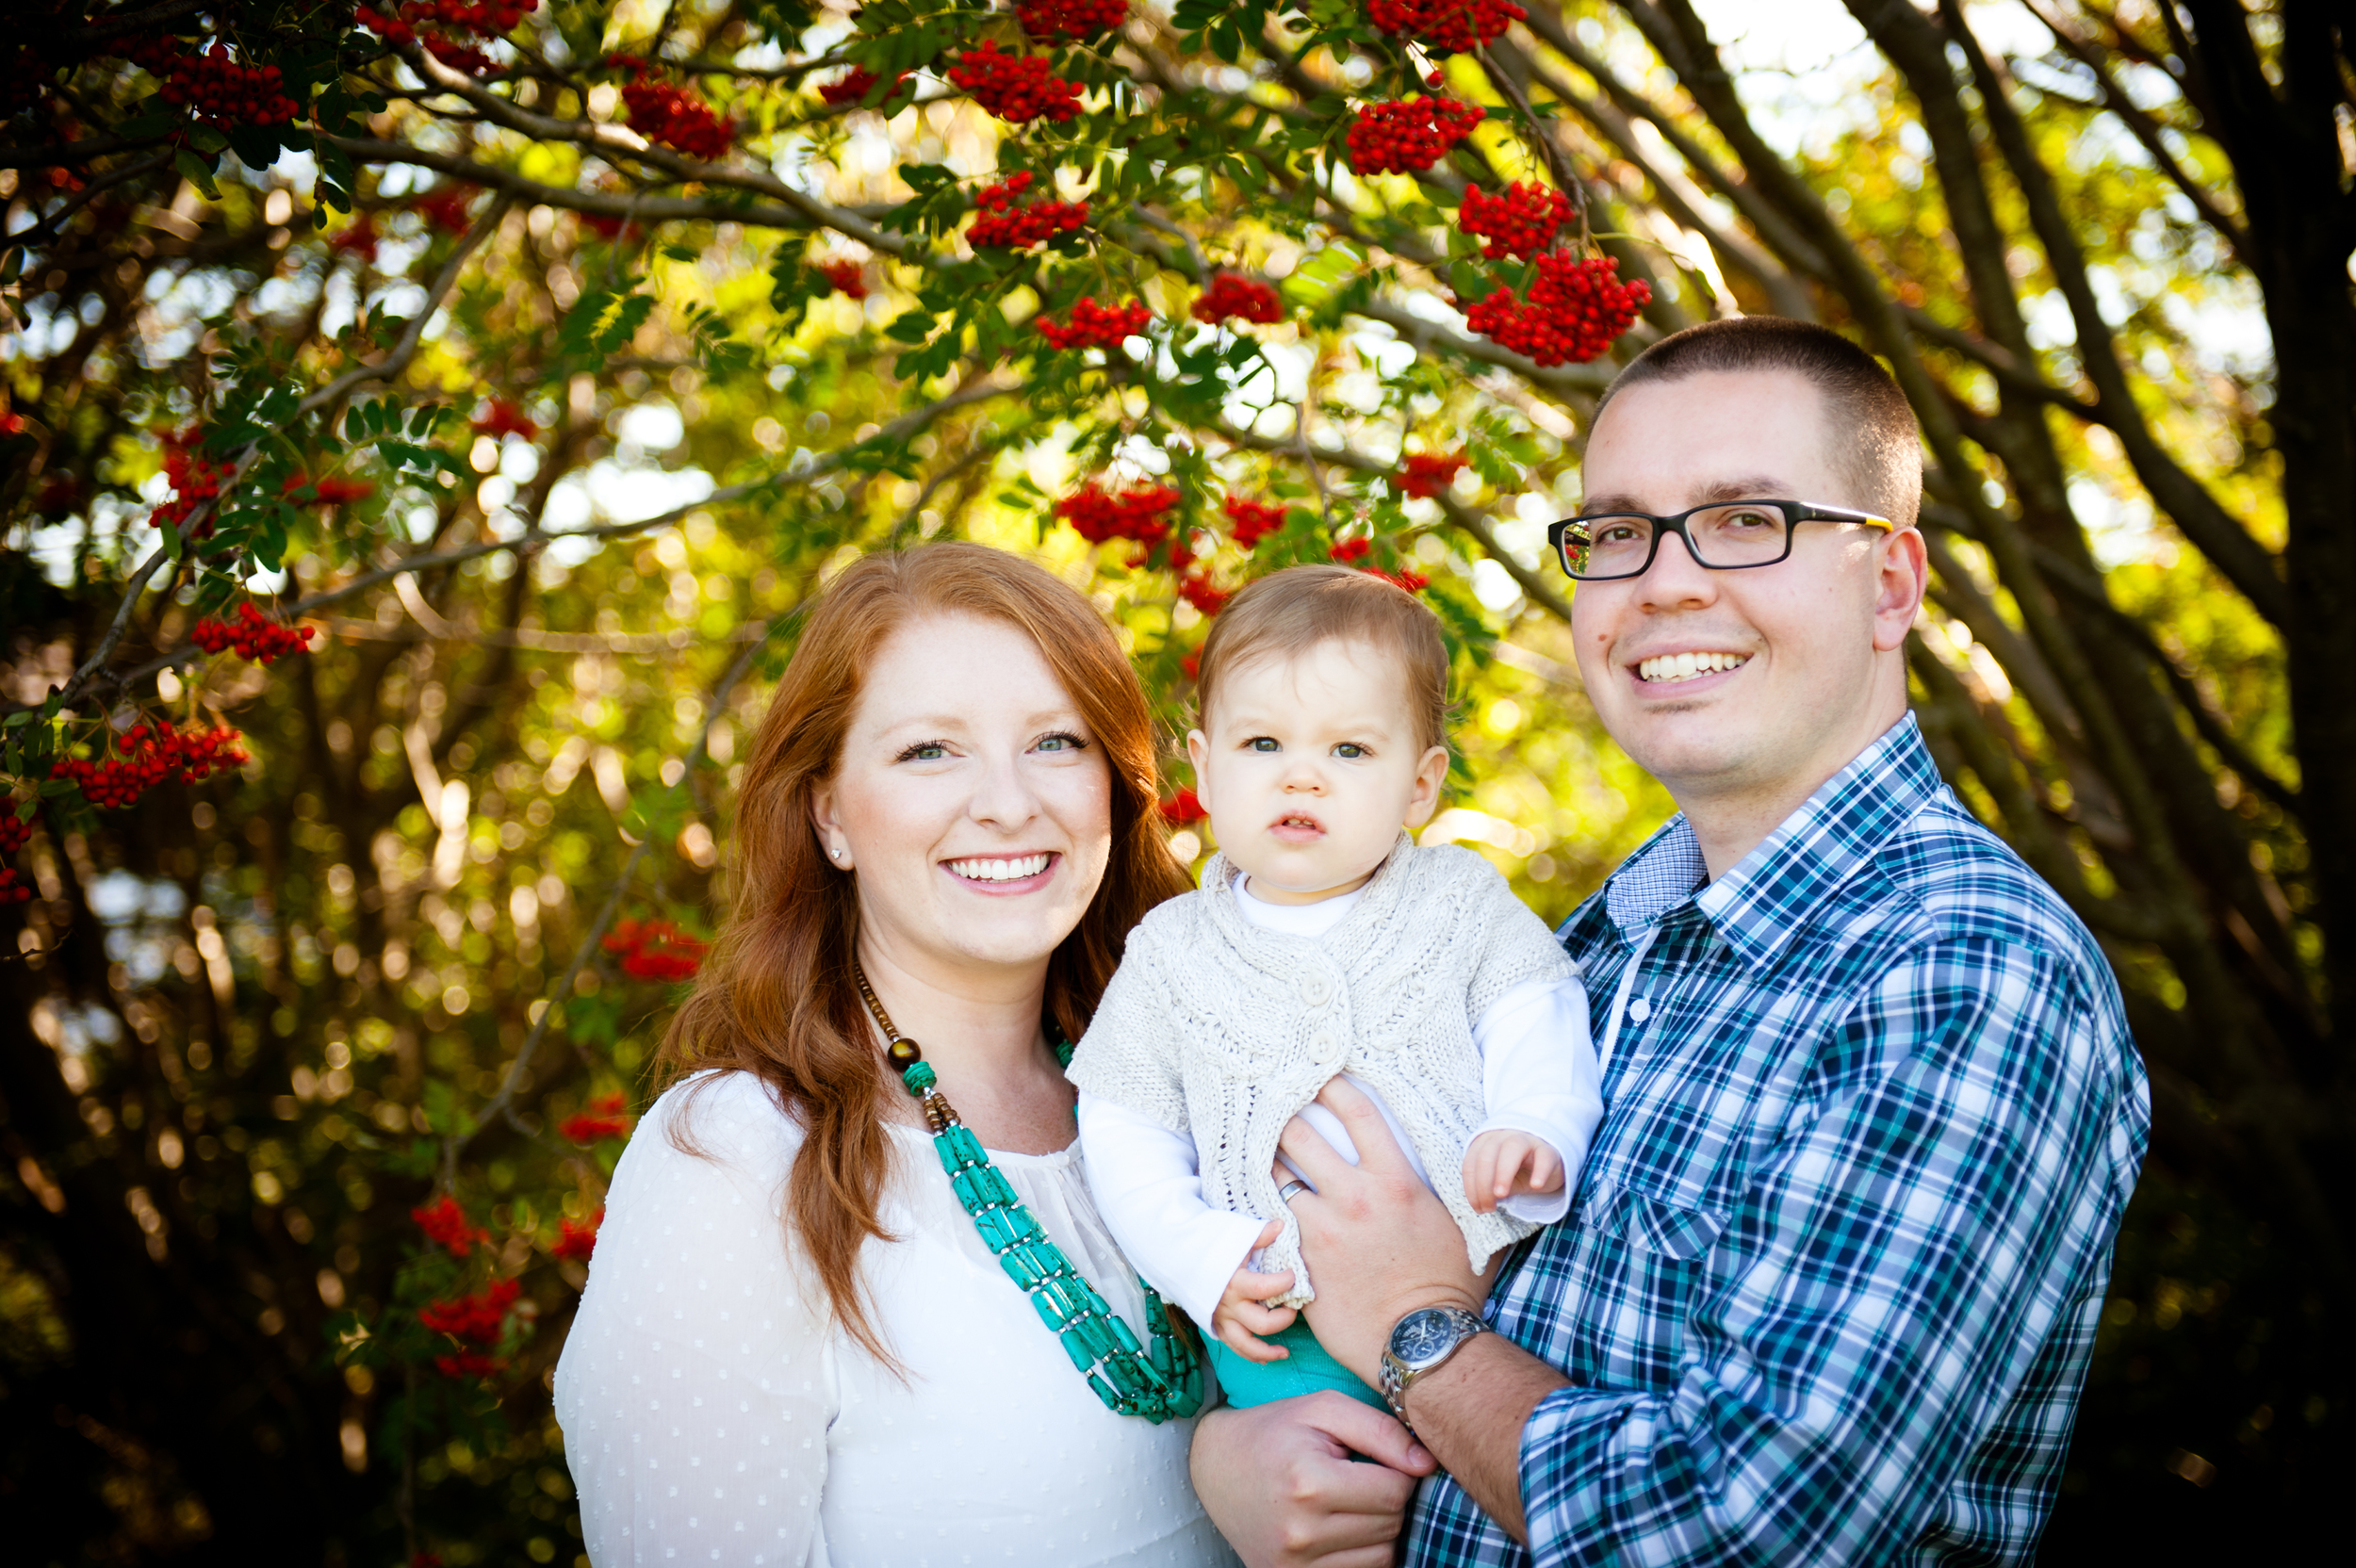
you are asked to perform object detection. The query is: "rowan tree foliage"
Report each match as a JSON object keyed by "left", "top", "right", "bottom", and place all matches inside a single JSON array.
[{"left": 1, "top": 0, "right": 2347, "bottom": 1560}]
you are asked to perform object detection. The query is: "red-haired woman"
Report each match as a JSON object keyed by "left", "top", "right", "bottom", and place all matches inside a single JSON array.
[{"left": 554, "top": 544, "right": 1235, "bottom": 1563}]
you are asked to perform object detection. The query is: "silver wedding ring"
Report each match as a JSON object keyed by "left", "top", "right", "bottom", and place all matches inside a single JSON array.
[{"left": 1277, "top": 1180, "right": 1311, "bottom": 1205}]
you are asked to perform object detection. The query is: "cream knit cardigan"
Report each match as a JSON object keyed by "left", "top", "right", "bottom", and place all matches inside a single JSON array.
[{"left": 1068, "top": 833, "right": 1576, "bottom": 1307}]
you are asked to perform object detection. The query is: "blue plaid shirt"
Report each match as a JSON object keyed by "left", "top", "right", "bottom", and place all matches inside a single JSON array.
[{"left": 1404, "top": 716, "right": 2149, "bottom": 1565}]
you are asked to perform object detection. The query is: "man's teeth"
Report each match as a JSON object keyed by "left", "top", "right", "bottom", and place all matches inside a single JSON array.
[
  {"left": 1638, "top": 651, "right": 1749, "bottom": 684},
  {"left": 947, "top": 853, "right": 1051, "bottom": 882}
]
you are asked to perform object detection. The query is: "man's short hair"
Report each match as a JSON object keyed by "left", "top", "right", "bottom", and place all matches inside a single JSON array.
[
  {"left": 1194, "top": 565, "right": 1451, "bottom": 753},
  {"left": 1597, "top": 317, "right": 1922, "bottom": 527}
]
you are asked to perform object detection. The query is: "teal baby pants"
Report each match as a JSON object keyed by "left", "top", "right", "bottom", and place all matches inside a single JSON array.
[{"left": 1204, "top": 1318, "right": 1385, "bottom": 1411}]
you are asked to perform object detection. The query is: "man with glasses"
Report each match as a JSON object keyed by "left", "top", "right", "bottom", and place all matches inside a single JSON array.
[{"left": 1190, "top": 317, "right": 2149, "bottom": 1565}]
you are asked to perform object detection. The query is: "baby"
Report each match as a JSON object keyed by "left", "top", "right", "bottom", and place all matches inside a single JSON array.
[{"left": 1070, "top": 564, "right": 1603, "bottom": 1409}]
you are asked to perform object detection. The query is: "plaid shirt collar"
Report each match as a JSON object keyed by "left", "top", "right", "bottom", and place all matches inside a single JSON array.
[{"left": 1602, "top": 714, "right": 1937, "bottom": 972}]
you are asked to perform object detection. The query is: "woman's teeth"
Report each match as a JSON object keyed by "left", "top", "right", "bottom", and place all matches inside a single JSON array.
[
  {"left": 946, "top": 853, "right": 1051, "bottom": 882},
  {"left": 1638, "top": 651, "right": 1749, "bottom": 684}
]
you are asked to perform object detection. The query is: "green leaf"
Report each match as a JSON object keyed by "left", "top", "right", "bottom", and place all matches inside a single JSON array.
[{"left": 173, "top": 149, "right": 221, "bottom": 202}]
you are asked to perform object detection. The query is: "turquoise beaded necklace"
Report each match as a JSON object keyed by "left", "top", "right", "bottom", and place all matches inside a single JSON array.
[{"left": 856, "top": 966, "right": 1204, "bottom": 1424}]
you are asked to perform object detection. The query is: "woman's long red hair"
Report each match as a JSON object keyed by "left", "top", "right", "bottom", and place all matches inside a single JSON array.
[{"left": 657, "top": 542, "right": 1189, "bottom": 1362}]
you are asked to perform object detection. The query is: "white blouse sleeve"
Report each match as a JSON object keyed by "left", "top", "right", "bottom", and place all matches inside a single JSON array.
[
  {"left": 1475, "top": 972, "right": 1604, "bottom": 1226},
  {"left": 556, "top": 1071, "right": 836, "bottom": 1568},
  {"left": 1075, "top": 1090, "right": 1269, "bottom": 1328}
]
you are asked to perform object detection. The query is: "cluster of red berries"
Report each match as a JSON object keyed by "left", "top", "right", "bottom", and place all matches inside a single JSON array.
[
  {"left": 150, "top": 435, "right": 230, "bottom": 537},
  {"left": 1191, "top": 273, "right": 1284, "bottom": 326},
  {"left": 0, "top": 815, "right": 28, "bottom": 906},
  {"left": 1459, "top": 181, "right": 1571, "bottom": 259},
  {"left": 1396, "top": 452, "right": 1466, "bottom": 498},
  {"left": 413, "top": 185, "right": 475, "bottom": 235},
  {"left": 1345, "top": 97, "right": 1484, "bottom": 175},
  {"left": 559, "top": 1090, "right": 633, "bottom": 1145},
  {"left": 284, "top": 472, "right": 377, "bottom": 507},
  {"left": 602, "top": 918, "right": 708, "bottom": 982},
  {"left": 609, "top": 58, "right": 733, "bottom": 160},
  {"left": 1222, "top": 494, "right": 1286, "bottom": 548},
  {"left": 1162, "top": 787, "right": 1206, "bottom": 825},
  {"left": 329, "top": 216, "right": 381, "bottom": 262},
  {"left": 121, "top": 38, "right": 301, "bottom": 128},
  {"left": 967, "top": 172, "right": 1088, "bottom": 250},
  {"left": 1368, "top": 0, "right": 1526, "bottom": 55},
  {"left": 1035, "top": 297, "right": 1151, "bottom": 351},
  {"left": 819, "top": 67, "right": 913, "bottom": 107},
  {"left": 192, "top": 602, "right": 317, "bottom": 664},
  {"left": 413, "top": 1194, "right": 492, "bottom": 1258},
  {"left": 816, "top": 260, "right": 868, "bottom": 299},
  {"left": 1178, "top": 575, "right": 1231, "bottom": 614},
  {"left": 51, "top": 724, "right": 250, "bottom": 810},
  {"left": 420, "top": 1277, "right": 520, "bottom": 1373},
  {"left": 357, "top": 0, "right": 535, "bottom": 67},
  {"left": 1057, "top": 481, "right": 1179, "bottom": 556},
  {"left": 948, "top": 42, "right": 1084, "bottom": 123},
  {"left": 1017, "top": 0, "right": 1128, "bottom": 37},
  {"left": 4, "top": 44, "right": 54, "bottom": 122},
  {"left": 472, "top": 399, "right": 539, "bottom": 441},
  {"left": 1463, "top": 253, "right": 1650, "bottom": 367},
  {"left": 550, "top": 1210, "right": 602, "bottom": 1262},
  {"left": 1331, "top": 536, "right": 1431, "bottom": 591}
]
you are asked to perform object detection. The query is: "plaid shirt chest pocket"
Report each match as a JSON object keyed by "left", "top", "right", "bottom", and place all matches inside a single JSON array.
[{"left": 1496, "top": 1179, "right": 1731, "bottom": 1395}]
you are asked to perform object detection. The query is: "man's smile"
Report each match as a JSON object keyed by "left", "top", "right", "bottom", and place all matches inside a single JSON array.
[{"left": 1632, "top": 649, "right": 1752, "bottom": 686}]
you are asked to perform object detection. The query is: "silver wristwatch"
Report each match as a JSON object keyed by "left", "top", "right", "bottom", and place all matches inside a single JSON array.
[{"left": 1379, "top": 1304, "right": 1488, "bottom": 1431}]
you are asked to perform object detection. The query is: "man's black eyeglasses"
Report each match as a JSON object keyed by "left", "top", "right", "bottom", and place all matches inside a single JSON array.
[{"left": 1546, "top": 499, "right": 1896, "bottom": 581}]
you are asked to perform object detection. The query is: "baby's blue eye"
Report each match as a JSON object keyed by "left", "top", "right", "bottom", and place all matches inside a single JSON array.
[
  {"left": 1248, "top": 738, "right": 1281, "bottom": 752},
  {"left": 1333, "top": 743, "right": 1366, "bottom": 760}
]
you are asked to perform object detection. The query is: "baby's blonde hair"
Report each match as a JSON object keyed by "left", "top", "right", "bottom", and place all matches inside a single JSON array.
[{"left": 1194, "top": 565, "right": 1451, "bottom": 753}]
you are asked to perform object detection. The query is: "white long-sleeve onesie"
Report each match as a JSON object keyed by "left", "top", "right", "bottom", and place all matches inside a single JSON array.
[{"left": 1079, "top": 873, "right": 1601, "bottom": 1329}]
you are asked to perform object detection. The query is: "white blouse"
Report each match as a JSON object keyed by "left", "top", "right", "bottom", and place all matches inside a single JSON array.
[{"left": 555, "top": 1070, "right": 1237, "bottom": 1567}]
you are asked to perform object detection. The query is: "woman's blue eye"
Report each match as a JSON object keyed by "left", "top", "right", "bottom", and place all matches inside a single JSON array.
[
  {"left": 1035, "top": 732, "right": 1086, "bottom": 753},
  {"left": 901, "top": 742, "right": 949, "bottom": 761},
  {"left": 1248, "top": 738, "right": 1281, "bottom": 752}
]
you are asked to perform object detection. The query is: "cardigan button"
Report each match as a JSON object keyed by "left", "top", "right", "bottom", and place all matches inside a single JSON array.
[
  {"left": 1309, "top": 1029, "right": 1338, "bottom": 1062},
  {"left": 1300, "top": 975, "right": 1331, "bottom": 1005}
]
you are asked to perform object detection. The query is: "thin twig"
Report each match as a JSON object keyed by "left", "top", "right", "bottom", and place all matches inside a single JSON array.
[{"left": 443, "top": 605, "right": 802, "bottom": 1182}]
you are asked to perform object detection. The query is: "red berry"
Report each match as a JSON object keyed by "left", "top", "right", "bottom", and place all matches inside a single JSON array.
[
  {"left": 1366, "top": 0, "right": 1525, "bottom": 56},
  {"left": 1458, "top": 181, "right": 1572, "bottom": 260},
  {"left": 1221, "top": 495, "right": 1287, "bottom": 548},
  {"left": 1034, "top": 297, "right": 1152, "bottom": 352},
  {"left": 1190, "top": 273, "right": 1284, "bottom": 326},
  {"left": 1462, "top": 253, "right": 1651, "bottom": 367},
  {"left": 816, "top": 260, "right": 869, "bottom": 299},
  {"left": 967, "top": 172, "right": 1089, "bottom": 250},
  {"left": 1395, "top": 452, "right": 1465, "bottom": 498},
  {"left": 946, "top": 42, "right": 1084, "bottom": 124},
  {"left": 1345, "top": 97, "right": 1484, "bottom": 176},
  {"left": 1016, "top": 0, "right": 1128, "bottom": 38},
  {"left": 820, "top": 67, "right": 912, "bottom": 107}
]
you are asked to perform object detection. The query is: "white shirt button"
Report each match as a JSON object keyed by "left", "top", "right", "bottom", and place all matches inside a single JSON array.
[{"left": 1628, "top": 998, "right": 1652, "bottom": 1023}]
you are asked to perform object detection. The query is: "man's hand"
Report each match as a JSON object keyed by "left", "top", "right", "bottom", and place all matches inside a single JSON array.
[
  {"left": 1214, "top": 1219, "right": 1301, "bottom": 1364},
  {"left": 1463, "top": 1129, "right": 1564, "bottom": 1215},
  {"left": 1188, "top": 1392, "right": 1435, "bottom": 1568},
  {"left": 1280, "top": 1077, "right": 1495, "bottom": 1385}
]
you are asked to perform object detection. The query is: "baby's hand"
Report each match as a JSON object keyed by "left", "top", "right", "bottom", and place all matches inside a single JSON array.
[
  {"left": 1463, "top": 1130, "right": 1563, "bottom": 1215},
  {"left": 1211, "top": 1219, "right": 1301, "bottom": 1364}
]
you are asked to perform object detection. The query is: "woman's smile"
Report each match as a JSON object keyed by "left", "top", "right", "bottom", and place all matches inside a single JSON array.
[{"left": 942, "top": 850, "right": 1060, "bottom": 890}]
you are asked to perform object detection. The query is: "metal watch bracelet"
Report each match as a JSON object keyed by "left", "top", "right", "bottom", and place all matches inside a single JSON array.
[{"left": 1378, "top": 1304, "right": 1489, "bottom": 1432}]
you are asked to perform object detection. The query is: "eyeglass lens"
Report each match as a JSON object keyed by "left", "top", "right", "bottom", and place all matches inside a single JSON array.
[{"left": 1562, "top": 504, "right": 1792, "bottom": 578}]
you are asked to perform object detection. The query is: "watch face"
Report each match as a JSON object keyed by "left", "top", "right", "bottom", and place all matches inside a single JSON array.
[{"left": 1393, "top": 1308, "right": 1463, "bottom": 1365}]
